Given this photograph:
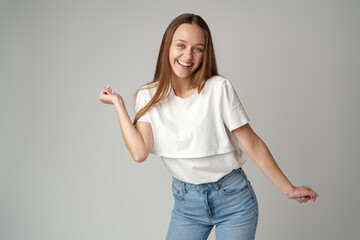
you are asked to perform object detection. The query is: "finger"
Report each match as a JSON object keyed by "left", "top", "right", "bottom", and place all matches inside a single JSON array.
[
  {"left": 296, "top": 197, "right": 308, "bottom": 201},
  {"left": 103, "top": 86, "right": 112, "bottom": 92},
  {"left": 311, "top": 193, "right": 319, "bottom": 202},
  {"left": 297, "top": 198, "right": 307, "bottom": 204},
  {"left": 303, "top": 196, "right": 312, "bottom": 202},
  {"left": 306, "top": 186, "right": 319, "bottom": 198},
  {"left": 101, "top": 89, "right": 112, "bottom": 95},
  {"left": 296, "top": 195, "right": 316, "bottom": 203},
  {"left": 298, "top": 186, "right": 316, "bottom": 198},
  {"left": 106, "top": 88, "right": 114, "bottom": 94},
  {"left": 306, "top": 188, "right": 318, "bottom": 202}
]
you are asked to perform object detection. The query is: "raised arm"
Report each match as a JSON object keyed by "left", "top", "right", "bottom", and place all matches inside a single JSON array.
[
  {"left": 232, "top": 123, "right": 317, "bottom": 203},
  {"left": 99, "top": 86, "right": 153, "bottom": 163}
]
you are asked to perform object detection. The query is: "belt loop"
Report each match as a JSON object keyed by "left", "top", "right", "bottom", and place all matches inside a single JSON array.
[
  {"left": 182, "top": 182, "right": 187, "bottom": 194},
  {"left": 212, "top": 182, "right": 220, "bottom": 191}
]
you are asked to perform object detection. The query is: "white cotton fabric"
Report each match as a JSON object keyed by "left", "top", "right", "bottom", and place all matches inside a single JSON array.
[{"left": 134, "top": 75, "right": 250, "bottom": 184}]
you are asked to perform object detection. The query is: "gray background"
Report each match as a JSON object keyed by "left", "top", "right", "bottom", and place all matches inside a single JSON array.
[{"left": 1, "top": 0, "right": 359, "bottom": 239}]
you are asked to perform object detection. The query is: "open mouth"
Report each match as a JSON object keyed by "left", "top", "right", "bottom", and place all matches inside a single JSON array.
[{"left": 177, "top": 60, "right": 193, "bottom": 67}]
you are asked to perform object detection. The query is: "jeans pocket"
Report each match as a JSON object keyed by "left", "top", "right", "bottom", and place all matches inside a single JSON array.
[
  {"left": 172, "top": 181, "right": 184, "bottom": 200},
  {"left": 220, "top": 172, "right": 249, "bottom": 196}
]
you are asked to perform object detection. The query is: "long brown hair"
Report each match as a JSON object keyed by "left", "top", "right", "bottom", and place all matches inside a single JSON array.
[{"left": 133, "top": 13, "right": 218, "bottom": 125}]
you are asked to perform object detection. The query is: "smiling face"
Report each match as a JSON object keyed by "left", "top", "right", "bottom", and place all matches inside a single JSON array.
[{"left": 169, "top": 23, "right": 206, "bottom": 82}]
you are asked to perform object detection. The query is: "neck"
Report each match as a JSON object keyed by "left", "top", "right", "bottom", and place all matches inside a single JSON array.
[{"left": 171, "top": 75, "right": 196, "bottom": 98}]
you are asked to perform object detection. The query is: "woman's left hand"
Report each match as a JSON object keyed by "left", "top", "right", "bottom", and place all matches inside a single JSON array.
[{"left": 288, "top": 186, "right": 318, "bottom": 203}]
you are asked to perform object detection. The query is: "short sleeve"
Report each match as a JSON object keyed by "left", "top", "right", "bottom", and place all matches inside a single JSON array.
[
  {"left": 134, "top": 90, "right": 150, "bottom": 123},
  {"left": 220, "top": 79, "right": 249, "bottom": 131}
]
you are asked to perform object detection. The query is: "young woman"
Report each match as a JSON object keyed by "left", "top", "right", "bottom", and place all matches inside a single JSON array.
[{"left": 99, "top": 13, "right": 317, "bottom": 240}]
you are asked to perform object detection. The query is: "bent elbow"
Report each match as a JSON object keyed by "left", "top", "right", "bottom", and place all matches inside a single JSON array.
[{"left": 132, "top": 152, "right": 148, "bottom": 163}]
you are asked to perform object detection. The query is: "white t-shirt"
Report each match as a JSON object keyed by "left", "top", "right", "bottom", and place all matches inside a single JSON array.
[{"left": 134, "top": 75, "right": 249, "bottom": 184}]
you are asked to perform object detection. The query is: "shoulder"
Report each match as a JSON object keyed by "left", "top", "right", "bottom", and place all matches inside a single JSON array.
[
  {"left": 206, "top": 75, "right": 226, "bottom": 84},
  {"left": 134, "top": 83, "right": 158, "bottom": 112},
  {"left": 205, "top": 75, "right": 232, "bottom": 88},
  {"left": 203, "top": 75, "right": 233, "bottom": 93},
  {"left": 135, "top": 82, "right": 158, "bottom": 100}
]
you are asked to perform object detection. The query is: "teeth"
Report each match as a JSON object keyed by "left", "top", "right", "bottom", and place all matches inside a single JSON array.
[{"left": 178, "top": 60, "right": 192, "bottom": 67}]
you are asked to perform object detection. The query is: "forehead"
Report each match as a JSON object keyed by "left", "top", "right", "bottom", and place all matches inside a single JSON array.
[{"left": 172, "top": 23, "right": 205, "bottom": 44}]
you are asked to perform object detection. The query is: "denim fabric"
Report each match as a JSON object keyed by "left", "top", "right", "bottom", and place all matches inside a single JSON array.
[{"left": 166, "top": 168, "right": 258, "bottom": 240}]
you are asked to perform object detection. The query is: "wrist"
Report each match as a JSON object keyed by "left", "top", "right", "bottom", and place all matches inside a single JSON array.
[
  {"left": 113, "top": 96, "right": 124, "bottom": 108},
  {"left": 283, "top": 184, "right": 296, "bottom": 198}
]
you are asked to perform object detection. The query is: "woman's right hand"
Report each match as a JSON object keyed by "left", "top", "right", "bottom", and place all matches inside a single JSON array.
[
  {"left": 99, "top": 86, "right": 153, "bottom": 162},
  {"left": 99, "top": 86, "right": 121, "bottom": 105}
]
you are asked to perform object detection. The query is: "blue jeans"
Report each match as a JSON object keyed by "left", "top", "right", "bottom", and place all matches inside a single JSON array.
[{"left": 166, "top": 168, "right": 258, "bottom": 240}]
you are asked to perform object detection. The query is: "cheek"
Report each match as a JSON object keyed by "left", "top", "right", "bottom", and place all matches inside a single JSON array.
[
  {"left": 195, "top": 54, "right": 204, "bottom": 65},
  {"left": 169, "top": 46, "right": 180, "bottom": 56}
]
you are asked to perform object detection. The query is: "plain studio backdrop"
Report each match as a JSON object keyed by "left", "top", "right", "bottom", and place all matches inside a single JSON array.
[{"left": 1, "top": 0, "right": 359, "bottom": 239}]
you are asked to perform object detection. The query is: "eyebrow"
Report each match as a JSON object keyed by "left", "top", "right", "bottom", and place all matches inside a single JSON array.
[{"left": 175, "top": 39, "right": 205, "bottom": 47}]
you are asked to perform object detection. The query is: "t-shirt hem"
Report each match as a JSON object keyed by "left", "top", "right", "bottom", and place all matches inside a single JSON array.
[
  {"left": 151, "top": 147, "right": 235, "bottom": 158},
  {"left": 228, "top": 120, "right": 250, "bottom": 131},
  {"left": 169, "top": 161, "right": 246, "bottom": 184},
  {"left": 137, "top": 119, "right": 151, "bottom": 123}
]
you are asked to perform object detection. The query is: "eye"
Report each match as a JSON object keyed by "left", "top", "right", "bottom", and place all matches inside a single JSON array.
[
  {"left": 177, "top": 44, "right": 185, "bottom": 48},
  {"left": 194, "top": 47, "right": 203, "bottom": 52}
]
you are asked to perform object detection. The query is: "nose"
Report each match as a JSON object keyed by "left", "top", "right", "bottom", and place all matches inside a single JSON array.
[{"left": 183, "top": 47, "right": 192, "bottom": 59}]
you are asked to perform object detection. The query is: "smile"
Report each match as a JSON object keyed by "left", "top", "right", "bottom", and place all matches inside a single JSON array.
[{"left": 177, "top": 60, "right": 193, "bottom": 67}]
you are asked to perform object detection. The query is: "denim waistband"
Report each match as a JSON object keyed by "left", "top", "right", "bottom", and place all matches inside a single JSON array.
[{"left": 172, "top": 168, "right": 243, "bottom": 193}]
